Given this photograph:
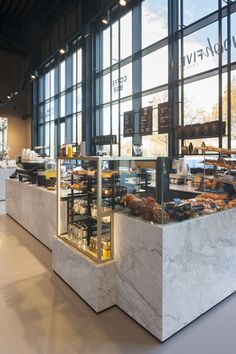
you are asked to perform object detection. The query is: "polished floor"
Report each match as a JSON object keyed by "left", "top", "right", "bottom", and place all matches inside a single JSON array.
[{"left": 0, "top": 211, "right": 236, "bottom": 354}]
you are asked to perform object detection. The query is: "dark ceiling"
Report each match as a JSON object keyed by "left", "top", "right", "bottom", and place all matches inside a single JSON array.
[{"left": 0, "top": 0, "right": 79, "bottom": 57}]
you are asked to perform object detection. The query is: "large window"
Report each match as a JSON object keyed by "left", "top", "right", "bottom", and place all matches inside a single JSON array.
[
  {"left": 36, "top": 42, "right": 82, "bottom": 158},
  {"left": 142, "top": 0, "right": 168, "bottom": 49},
  {"left": 95, "top": 11, "right": 133, "bottom": 156},
  {"left": 33, "top": 0, "right": 236, "bottom": 157},
  {"left": 179, "top": 0, "right": 236, "bottom": 152},
  {"left": 95, "top": 1, "right": 169, "bottom": 157}
]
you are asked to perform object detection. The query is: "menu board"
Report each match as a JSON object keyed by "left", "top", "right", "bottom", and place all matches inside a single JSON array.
[
  {"left": 140, "top": 106, "right": 153, "bottom": 136},
  {"left": 158, "top": 102, "right": 170, "bottom": 134},
  {"left": 123, "top": 110, "right": 134, "bottom": 137},
  {"left": 94, "top": 135, "right": 117, "bottom": 145}
]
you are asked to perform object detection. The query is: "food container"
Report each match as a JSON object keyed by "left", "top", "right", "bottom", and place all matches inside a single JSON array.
[
  {"left": 181, "top": 146, "right": 189, "bottom": 155},
  {"left": 220, "top": 121, "right": 226, "bottom": 135},
  {"left": 201, "top": 122, "right": 210, "bottom": 136},
  {"left": 91, "top": 204, "right": 97, "bottom": 218},
  {"left": 209, "top": 121, "right": 219, "bottom": 136},
  {"left": 176, "top": 126, "right": 183, "bottom": 139},
  {"left": 183, "top": 125, "right": 193, "bottom": 138},
  {"left": 192, "top": 124, "right": 201, "bottom": 137}
]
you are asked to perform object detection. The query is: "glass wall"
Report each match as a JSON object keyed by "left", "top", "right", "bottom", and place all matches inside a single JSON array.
[
  {"left": 33, "top": 0, "right": 236, "bottom": 157},
  {"left": 179, "top": 0, "right": 236, "bottom": 151},
  {"left": 94, "top": 0, "right": 169, "bottom": 157},
  {"left": 35, "top": 40, "right": 82, "bottom": 157}
]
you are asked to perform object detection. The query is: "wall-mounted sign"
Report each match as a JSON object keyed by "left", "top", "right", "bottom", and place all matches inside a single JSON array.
[
  {"left": 123, "top": 110, "right": 134, "bottom": 137},
  {"left": 112, "top": 75, "right": 128, "bottom": 93},
  {"left": 140, "top": 106, "right": 153, "bottom": 136},
  {"left": 94, "top": 135, "right": 117, "bottom": 145},
  {"left": 182, "top": 35, "right": 236, "bottom": 71},
  {"left": 158, "top": 102, "right": 170, "bottom": 134}
]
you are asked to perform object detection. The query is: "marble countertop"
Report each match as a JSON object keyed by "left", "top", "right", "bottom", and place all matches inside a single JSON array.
[
  {"left": 169, "top": 183, "right": 202, "bottom": 194},
  {"left": 119, "top": 207, "right": 236, "bottom": 230},
  {"left": 7, "top": 178, "right": 57, "bottom": 194},
  {"left": 7, "top": 178, "right": 70, "bottom": 198}
]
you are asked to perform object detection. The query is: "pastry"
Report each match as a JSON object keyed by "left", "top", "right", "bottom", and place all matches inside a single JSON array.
[
  {"left": 143, "top": 197, "right": 156, "bottom": 221},
  {"left": 77, "top": 169, "right": 88, "bottom": 175},
  {"left": 102, "top": 171, "right": 113, "bottom": 178},
  {"left": 153, "top": 205, "right": 169, "bottom": 224},
  {"left": 227, "top": 199, "right": 236, "bottom": 208},
  {"left": 196, "top": 193, "right": 228, "bottom": 201},
  {"left": 71, "top": 183, "right": 80, "bottom": 190},
  {"left": 128, "top": 198, "right": 145, "bottom": 216},
  {"left": 87, "top": 170, "right": 97, "bottom": 176},
  {"left": 102, "top": 188, "right": 112, "bottom": 197},
  {"left": 121, "top": 194, "right": 137, "bottom": 207},
  {"left": 112, "top": 170, "right": 120, "bottom": 176}
]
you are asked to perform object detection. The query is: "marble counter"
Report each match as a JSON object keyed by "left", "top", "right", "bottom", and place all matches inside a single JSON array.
[
  {"left": 6, "top": 179, "right": 67, "bottom": 250},
  {"left": 114, "top": 210, "right": 236, "bottom": 341},
  {"left": 169, "top": 183, "right": 202, "bottom": 194},
  {"left": 0, "top": 168, "right": 15, "bottom": 200},
  {"left": 7, "top": 176, "right": 236, "bottom": 341},
  {"left": 52, "top": 236, "right": 116, "bottom": 312}
]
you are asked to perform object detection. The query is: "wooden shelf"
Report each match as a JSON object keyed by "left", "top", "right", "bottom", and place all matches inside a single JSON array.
[{"left": 177, "top": 134, "right": 226, "bottom": 140}]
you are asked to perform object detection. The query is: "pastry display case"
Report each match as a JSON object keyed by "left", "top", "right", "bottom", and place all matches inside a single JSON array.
[
  {"left": 57, "top": 156, "right": 157, "bottom": 262},
  {"left": 166, "top": 149, "right": 236, "bottom": 222},
  {"left": 57, "top": 156, "right": 113, "bottom": 263},
  {"left": 122, "top": 151, "right": 236, "bottom": 225}
]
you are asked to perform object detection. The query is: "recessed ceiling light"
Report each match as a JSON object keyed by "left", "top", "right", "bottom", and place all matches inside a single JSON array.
[
  {"left": 14, "top": 91, "right": 18, "bottom": 95},
  {"left": 7, "top": 94, "right": 11, "bottom": 99},
  {"left": 59, "top": 48, "right": 66, "bottom": 55},
  {"left": 31, "top": 74, "right": 36, "bottom": 79},
  {"left": 119, "top": 0, "right": 127, "bottom": 6}
]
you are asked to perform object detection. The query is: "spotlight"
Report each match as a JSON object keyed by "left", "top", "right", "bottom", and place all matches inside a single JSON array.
[
  {"left": 84, "top": 32, "right": 90, "bottom": 38},
  {"left": 31, "top": 71, "right": 38, "bottom": 80},
  {"left": 101, "top": 10, "right": 110, "bottom": 25},
  {"left": 84, "top": 25, "right": 90, "bottom": 38},
  {"left": 14, "top": 91, "right": 18, "bottom": 95},
  {"left": 119, "top": 0, "right": 127, "bottom": 6},
  {"left": 7, "top": 94, "right": 11, "bottom": 99},
  {"left": 59, "top": 48, "right": 66, "bottom": 55}
]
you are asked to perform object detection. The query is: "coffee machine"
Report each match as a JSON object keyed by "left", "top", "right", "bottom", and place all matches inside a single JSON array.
[{"left": 16, "top": 161, "right": 45, "bottom": 184}]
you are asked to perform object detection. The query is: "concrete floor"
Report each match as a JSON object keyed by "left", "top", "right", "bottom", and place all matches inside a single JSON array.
[
  {"left": 0, "top": 200, "right": 6, "bottom": 214},
  {"left": 0, "top": 213, "right": 236, "bottom": 354}
]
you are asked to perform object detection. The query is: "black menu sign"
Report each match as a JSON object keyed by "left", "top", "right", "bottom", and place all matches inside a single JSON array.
[
  {"left": 123, "top": 110, "right": 134, "bottom": 137},
  {"left": 94, "top": 135, "right": 117, "bottom": 145},
  {"left": 158, "top": 102, "right": 170, "bottom": 134},
  {"left": 140, "top": 106, "right": 153, "bottom": 136}
]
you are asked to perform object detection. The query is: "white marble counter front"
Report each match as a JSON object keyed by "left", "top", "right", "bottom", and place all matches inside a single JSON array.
[
  {"left": 6, "top": 179, "right": 67, "bottom": 250},
  {"left": 52, "top": 236, "right": 116, "bottom": 312},
  {"left": 114, "top": 209, "right": 236, "bottom": 341},
  {"left": 7, "top": 176, "right": 236, "bottom": 341},
  {"left": 0, "top": 168, "right": 15, "bottom": 200}
]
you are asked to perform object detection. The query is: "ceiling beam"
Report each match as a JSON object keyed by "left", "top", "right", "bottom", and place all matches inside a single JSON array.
[
  {"left": 0, "top": 45, "right": 28, "bottom": 57},
  {"left": 0, "top": 25, "right": 31, "bottom": 54}
]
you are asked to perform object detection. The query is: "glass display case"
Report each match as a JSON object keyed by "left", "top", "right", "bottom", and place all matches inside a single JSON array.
[
  {"left": 57, "top": 156, "right": 157, "bottom": 262},
  {"left": 121, "top": 150, "right": 236, "bottom": 225}
]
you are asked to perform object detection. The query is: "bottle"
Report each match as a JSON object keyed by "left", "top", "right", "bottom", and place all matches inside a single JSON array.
[
  {"left": 188, "top": 142, "right": 193, "bottom": 155},
  {"left": 66, "top": 144, "right": 73, "bottom": 158},
  {"left": 201, "top": 141, "right": 206, "bottom": 154}
]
